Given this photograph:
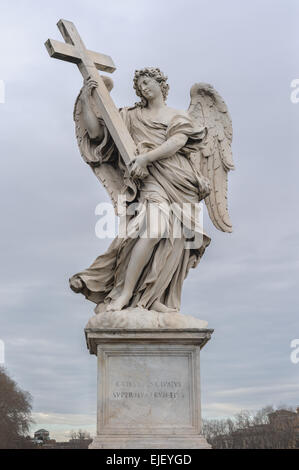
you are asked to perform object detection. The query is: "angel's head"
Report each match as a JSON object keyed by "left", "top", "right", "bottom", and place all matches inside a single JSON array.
[{"left": 133, "top": 67, "right": 169, "bottom": 107}]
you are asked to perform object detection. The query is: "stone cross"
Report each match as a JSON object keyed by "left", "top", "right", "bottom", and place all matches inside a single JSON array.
[{"left": 45, "top": 19, "right": 136, "bottom": 167}]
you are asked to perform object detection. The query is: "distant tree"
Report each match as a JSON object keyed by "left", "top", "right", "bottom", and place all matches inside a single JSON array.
[
  {"left": 77, "top": 429, "right": 91, "bottom": 440},
  {"left": 69, "top": 429, "right": 91, "bottom": 441},
  {"left": 68, "top": 429, "right": 92, "bottom": 449},
  {"left": 234, "top": 409, "right": 252, "bottom": 429},
  {"left": 0, "top": 367, "right": 34, "bottom": 449},
  {"left": 202, "top": 405, "right": 298, "bottom": 449},
  {"left": 251, "top": 405, "right": 274, "bottom": 426}
]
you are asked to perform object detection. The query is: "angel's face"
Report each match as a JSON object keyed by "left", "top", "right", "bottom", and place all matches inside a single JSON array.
[{"left": 137, "top": 76, "right": 162, "bottom": 101}]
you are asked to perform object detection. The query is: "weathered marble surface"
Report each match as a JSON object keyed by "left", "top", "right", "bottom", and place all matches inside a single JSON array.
[
  {"left": 86, "top": 307, "right": 208, "bottom": 329},
  {"left": 69, "top": 70, "right": 234, "bottom": 314},
  {"left": 86, "top": 327, "right": 213, "bottom": 449}
]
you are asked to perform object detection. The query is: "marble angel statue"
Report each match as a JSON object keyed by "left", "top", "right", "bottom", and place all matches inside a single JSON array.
[{"left": 69, "top": 67, "right": 234, "bottom": 314}]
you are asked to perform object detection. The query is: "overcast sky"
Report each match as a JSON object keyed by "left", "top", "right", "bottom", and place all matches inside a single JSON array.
[{"left": 0, "top": 0, "right": 299, "bottom": 441}]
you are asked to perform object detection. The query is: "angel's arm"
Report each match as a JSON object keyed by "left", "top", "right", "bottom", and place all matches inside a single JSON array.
[
  {"left": 81, "top": 79, "right": 105, "bottom": 141},
  {"left": 130, "top": 133, "right": 187, "bottom": 178},
  {"left": 146, "top": 134, "right": 188, "bottom": 163}
]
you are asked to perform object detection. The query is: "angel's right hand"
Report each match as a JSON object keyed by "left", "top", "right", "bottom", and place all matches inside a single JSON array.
[{"left": 82, "top": 78, "right": 98, "bottom": 99}]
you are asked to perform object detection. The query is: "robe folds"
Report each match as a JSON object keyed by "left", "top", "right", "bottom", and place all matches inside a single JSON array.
[{"left": 70, "top": 106, "right": 211, "bottom": 311}]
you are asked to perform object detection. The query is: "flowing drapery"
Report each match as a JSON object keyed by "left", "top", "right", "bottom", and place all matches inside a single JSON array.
[{"left": 70, "top": 107, "right": 211, "bottom": 311}]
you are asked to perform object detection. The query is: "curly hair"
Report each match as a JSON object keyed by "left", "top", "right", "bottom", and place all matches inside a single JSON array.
[{"left": 133, "top": 67, "right": 170, "bottom": 107}]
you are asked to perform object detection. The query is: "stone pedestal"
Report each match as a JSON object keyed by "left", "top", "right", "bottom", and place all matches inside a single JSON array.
[{"left": 85, "top": 327, "right": 213, "bottom": 449}]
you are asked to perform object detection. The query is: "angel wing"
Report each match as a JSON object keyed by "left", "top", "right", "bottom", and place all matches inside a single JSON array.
[
  {"left": 73, "top": 76, "right": 124, "bottom": 214},
  {"left": 188, "top": 83, "right": 235, "bottom": 232}
]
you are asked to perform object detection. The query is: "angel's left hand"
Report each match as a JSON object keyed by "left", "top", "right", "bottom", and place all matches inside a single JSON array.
[{"left": 129, "top": 155, "right": 150, "bottom": 180}]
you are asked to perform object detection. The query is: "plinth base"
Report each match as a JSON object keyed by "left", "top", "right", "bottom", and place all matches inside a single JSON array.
[
  {"left": 85, "top": 326, "right": 213, "bottom": 450},
  {"left": 89, "top": 435, "right": 211, "bottom": 449}
]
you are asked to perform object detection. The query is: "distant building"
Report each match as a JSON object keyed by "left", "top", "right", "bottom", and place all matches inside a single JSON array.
[
  {"left": 34, "top": 429, "right": 50, "bottom": 443},
  {"left": 211, "top": 408, "right": 299, "bottom": 449},
  {"left": 31, "top": 428, "right": 92, "bottom": 449},
  {"left": 43, "top": 438, "right": 92, "bottom": 449}
]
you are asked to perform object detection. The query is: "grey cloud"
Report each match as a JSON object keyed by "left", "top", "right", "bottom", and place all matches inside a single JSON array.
[{"left": 0, "top": 0, "right": 298, "bottom": 438}]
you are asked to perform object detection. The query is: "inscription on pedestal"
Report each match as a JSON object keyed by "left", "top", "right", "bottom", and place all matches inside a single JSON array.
[
  {"left": 104, "top": 352, "right": 193, "bottom": 429},
  {"left": 112, "top": 379, "right": 184, "bottom": 400}
]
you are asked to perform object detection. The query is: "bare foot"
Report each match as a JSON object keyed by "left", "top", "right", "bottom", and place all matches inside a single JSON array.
[
  {"left": 70, "top": 277, "right": 83, "bottom": 293},
  {"left": 151, "top": 300, "right": 178, "bottom": 313},
  {"left": 107, "top": 291, "right": 131, "bottom": 311}
]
